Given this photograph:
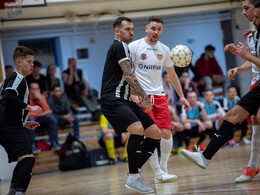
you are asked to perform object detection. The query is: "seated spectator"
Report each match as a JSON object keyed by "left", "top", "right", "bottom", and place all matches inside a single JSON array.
[
  {"left": 162, "top": 71, "right": 174, "bottom": 106},
  {"left": 26, "top": 60, "right": 46, "bottom": 95},
  {"left": 47, "top": 84, "right": 79, "bottom": 139},
  {"left": 28, "top": 82, "right": 59, "bottom": 153},
  {"left": 45, "top": 64, "right": 61, "bottom": 97},
  {"left": 180, "top": 71, "right": 199, "bottom": 98},
  {"left": 169, "top": 105, "right": 184, "bottom": 154},
  {"left": 62, "top": 58, "right": 100, "bottom": 121},
  {"left": 181, "top": 91, "right": 213, "bottom": 152},
  {"left": 175, "top": 62, "right": 205, "bottom": 96},
  {"left": 222, "top": 85, "right": 250, "bottom": 146},
  {"left": 202, "top": 89, "right": 225, "bottom": 132},
  {"left": 5, "top": 65, "right": 13, "bottom": 77},
  {"left": 99, "top": 114, "right": 129, "bottom": 164},
  {"left": 195, "top": 45, "right": 230, "bottom": 95}
]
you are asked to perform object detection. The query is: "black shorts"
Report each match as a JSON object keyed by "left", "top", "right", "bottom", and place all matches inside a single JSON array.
[
  {"left": 237, "top": 83, "right": 260, "bottom": 116},
  {"left": 101, "top": 99, "right": 155, "bottom": 134},
  {"left": 0, "top": 124, "right": 32, "bottom": 163},
  {"left": 99, "top": 135, "right": 125, "bottom": 148}
]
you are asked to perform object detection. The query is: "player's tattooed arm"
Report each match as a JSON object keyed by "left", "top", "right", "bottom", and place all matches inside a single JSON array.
[{"left": 119, "top": 60, "right": 152, "bottom": 111}]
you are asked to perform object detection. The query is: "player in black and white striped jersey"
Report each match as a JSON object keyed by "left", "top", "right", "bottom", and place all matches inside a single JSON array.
[
  {"left": 101, "top": 17, "right": 161, "bottom": 193},
  {"left": 0, "top": 46, "right": 42, "bottom": 195}
]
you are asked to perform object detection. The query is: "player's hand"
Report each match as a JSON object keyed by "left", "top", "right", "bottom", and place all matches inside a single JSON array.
[
  {"left": 224, "top": 43, "right": 238, "bottom": 55},
  {"left": 143, "top": 96, "right": 153, "bottom": 113},
  {"left": 180, "top": 97, "right": 190, "bottom": 111},
  {"left": 131, "top": 95, "right": 143, "bottom": 106},
  {"left": 236, "top": 42, "right": 250, "bottom": 58},
  {"left": 25, "top": 121, "right": 40, "bottom": 130},
  {"left": 242, "top": 29, "right": 255, "bottom": 39},
  {"left": 227, "top": 67, "right": 237, "bottom": 80},
  {"left": 28, "top": 105, "right": 43, "bottom": 116}
]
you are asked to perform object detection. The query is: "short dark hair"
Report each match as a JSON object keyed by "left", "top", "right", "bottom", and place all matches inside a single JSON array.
[
  {"left": 68, "top": 58, "right": 76, "bottom": 64},
  {"left": 13, "top": 46, "right": 34, "bottom": 63},
  {"left": 203, "top": 89, "right": 214, "bottom": 95},
  {"left": 5, "top": 65, "right": 13, "bottom": 69},
  {"left": 113, "top": 17, "right": 132, "bottom": 29},
  {"left": 52, "top": 83, "right": 61, "bottom": 91},
  {"left": 205, "top": 45, "right": 215, "bottom": 51},
  {"left": 255, "top": 0, "right": 260, "bottom": 8},
  {"left": 148, "top": 16, "right": 164, "bottom": 24},
  {"left": 33, "top": 60, "right": 42, "bottom": 68}
]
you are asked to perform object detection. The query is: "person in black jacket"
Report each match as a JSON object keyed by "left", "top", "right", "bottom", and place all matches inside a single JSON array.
[
  {"left": 62, "top": 58, "right": 100, "bottom": 121},
  {"left": 47, "top": 84, "right": 79, "bottom": 139}
]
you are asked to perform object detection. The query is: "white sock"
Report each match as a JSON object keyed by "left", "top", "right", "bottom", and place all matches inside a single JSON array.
[
  {"left": 160, "top": 137, "right": 173, "bottom": 172},
  {"left": 149, "top": 149, "right": 163, "bottom": 177},
  {"left": 248, "top": 125, "right": 260, "bottom": 169}
]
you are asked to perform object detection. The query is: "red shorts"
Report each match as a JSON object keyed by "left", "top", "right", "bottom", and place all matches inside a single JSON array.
[
  {"left": 145, "top": 95, "right": 172, "bottom": 130},
  {"left": 247, "top": 81, "right": 259, "bottom": 125}
]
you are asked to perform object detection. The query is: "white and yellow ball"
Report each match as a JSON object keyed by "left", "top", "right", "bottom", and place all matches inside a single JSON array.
[{"left": 170, "top": 45, "right": 192, "bottom": 67}]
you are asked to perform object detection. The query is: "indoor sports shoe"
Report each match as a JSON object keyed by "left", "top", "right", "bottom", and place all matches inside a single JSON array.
[
  {"left": 235, "top": 166, "right": 260, "bottom": 183},
  {"left": 154, "top": 172, "right": 178, "bottom": 184},
  {"left": 125, "top": 174, "right": 154, "bottom": 193},
  {"left": 181, "top": 149, "right": 209, "bottom": 169}
]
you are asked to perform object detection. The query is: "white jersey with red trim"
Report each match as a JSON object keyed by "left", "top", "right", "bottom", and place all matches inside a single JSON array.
[
  {"left": 248, "top": 27, "right": 260, "bottom": 85},
  {"left": 129, "top": 38, "right": 173, "bottom": 95}
]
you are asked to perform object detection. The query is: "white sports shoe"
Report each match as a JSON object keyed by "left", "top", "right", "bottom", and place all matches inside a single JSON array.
[
  {"left": 125, "top": 174, "right": 154, "bottom": 194},
  {"left": 235, "top": 166, "right": 259, "bottom": 183},
  {"left": 154, "top": 172, "right": 178, "bottom": 184},
  {"left": 181, "top": 149, "right": 209, "bottom": 169}
]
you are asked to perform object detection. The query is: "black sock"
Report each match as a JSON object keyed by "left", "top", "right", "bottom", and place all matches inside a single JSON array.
[
  {"left": 138, "top": 137, "right": 160, "bottom": 169},
  {"left": 10, "top": 162, "right": 21, "bottom": 191},
  {"left": 183, "top": 129, "right": 190, "bottom": 147},
  {"left": 127, "top": 134, "right": 144, "bottom": 174},
  {"left": 197, "top": 132, "right": 206, "bottom": 145},
  {"left": 16, "top": 157, "right": 35, "bottom": 193},
  {"left": 203, "top": 120, "right": 235, "bottom": 160}
]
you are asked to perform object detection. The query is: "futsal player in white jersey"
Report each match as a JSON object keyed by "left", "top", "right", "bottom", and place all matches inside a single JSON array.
[
  {"left": 225, "top": 0, "right": 260, "bottom": 183},
  {"left": 129, "top": 16, "right": 190, "bottom": 183}
]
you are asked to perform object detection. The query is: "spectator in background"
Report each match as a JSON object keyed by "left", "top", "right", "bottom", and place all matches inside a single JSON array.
[
  {"left": 99, "top": 114, "right": 129, "bottom": 164},
  {"left": 4, "top": 65, "right": 13, "bottom": 77},
  {"left": 62, "top": 58, "right": 100, "bottom": 121},
  {"left": 28, "top": 82, "right": 59, "bottom": 153},
  {"left": 202, "top": 89, "right": 225, "bottom": 132},
  {"left": 169, "top": 105, "right": 184, "bottom": 154},
  {"left": 222, "top": 85, "right": 250, "bottom": 146},
  {"left": 45, "top": 64, "right": 61, "bottom": 97},
  {"left": 26, "top": 60, "right": 46, "bottom": 94},
  {"left": 181, "top": 91, "right": 213, "bottom": 152},
  {"left": 162, "top": 71, "right": 174, "bottom": 105},
  {"left": 195, "top": 45, "right": 230, "bottom": 95},
  {"left": 180, "top": 71, "right": 200, "bottom": 98},
  {"left": 47, "top": 84, "right": 79, "bottom": 139}
]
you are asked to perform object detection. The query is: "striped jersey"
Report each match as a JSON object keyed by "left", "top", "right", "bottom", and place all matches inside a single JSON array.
[
  {"left": 101, "top": 39, "right": 132, "bottom": 102},
  {"left": 248, "top": 28, "right": 260, "bottom": 85},
  {"left": 0, "top": 71, "right": 29, "bottom": 126}
]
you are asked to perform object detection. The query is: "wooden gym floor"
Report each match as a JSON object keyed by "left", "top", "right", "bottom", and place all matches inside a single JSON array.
[{"left": 0, "top": 145, "right": 260, "bottom": 195}]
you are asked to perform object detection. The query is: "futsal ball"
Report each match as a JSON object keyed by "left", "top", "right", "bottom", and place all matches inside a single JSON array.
[{"left": 170, "top": 45, "right": 192, "bottom": 67}]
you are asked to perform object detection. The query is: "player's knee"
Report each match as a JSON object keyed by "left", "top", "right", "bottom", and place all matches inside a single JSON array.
[
  {"left": 127, "top": 122, "right": 144, "bottom": 135},
  {"left": 184, "top": 123, "right": 191, "bottom": 129}
]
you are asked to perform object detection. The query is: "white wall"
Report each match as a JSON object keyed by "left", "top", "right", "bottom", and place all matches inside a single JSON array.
[{"left": 1, "top": 12, "right": 232, "bottom": 95}]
